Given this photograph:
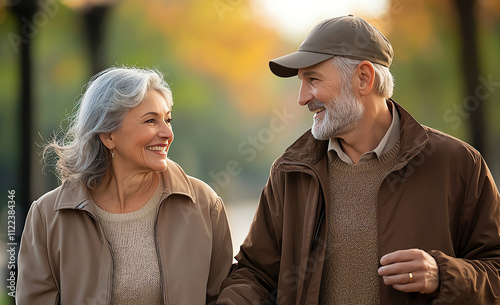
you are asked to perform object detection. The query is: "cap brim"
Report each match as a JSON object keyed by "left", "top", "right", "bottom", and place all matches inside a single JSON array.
[{"left": 269, "top": 51, "right": 334, "bottom": 78}]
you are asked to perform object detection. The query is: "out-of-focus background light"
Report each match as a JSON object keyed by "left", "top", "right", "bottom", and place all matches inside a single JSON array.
[{"left": 252, "top": 0, "right": 388, "bottom": 38}]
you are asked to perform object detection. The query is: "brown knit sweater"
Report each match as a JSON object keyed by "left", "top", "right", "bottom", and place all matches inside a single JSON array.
[{"left": 319, "top": 141, "right": 400, "bottom": 305}]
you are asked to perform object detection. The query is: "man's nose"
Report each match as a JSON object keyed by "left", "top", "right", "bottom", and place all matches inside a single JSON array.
[{"left": 298, "top": 81, "right": 313, "bottom": 106}]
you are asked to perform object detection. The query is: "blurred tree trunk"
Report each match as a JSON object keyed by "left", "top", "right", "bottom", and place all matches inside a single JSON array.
[
  {"left": 453, "top": 0, "right": 486, "bottom": 157},
  {"left": 82, "top": 5, "right": 111, "bottom": 75},
  {"left": 9, "top": 0, "right": 38, "bottom": 261},
  {"left": 8, "top": 1, "right": 40, "bottom": 304}
]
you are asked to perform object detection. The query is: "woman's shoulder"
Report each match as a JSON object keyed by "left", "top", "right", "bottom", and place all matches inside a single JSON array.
[
  {"left": 164, "top": 159, "right": 221, "bottom": 205},
  {"left": 32, "top": 185, "right": 65, "bottom": 210},
  {"left": 186, "top": 175, "right": 219, "bottom": 199},
  {"left": 32, "top": 180, "right": 87, "bottom": 214}
]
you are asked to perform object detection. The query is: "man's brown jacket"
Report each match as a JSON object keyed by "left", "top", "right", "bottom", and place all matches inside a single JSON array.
[{"left": 218, "top": 101, "right": 500, "bottom": 305}]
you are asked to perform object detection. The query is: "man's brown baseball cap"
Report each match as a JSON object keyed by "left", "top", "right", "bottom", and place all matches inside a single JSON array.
[{"left": 269, "top": 15, "right": 394, "bottom": 78}]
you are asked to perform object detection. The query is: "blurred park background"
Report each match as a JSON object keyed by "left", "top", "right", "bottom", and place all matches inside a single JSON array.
[{"left": 1, "top": 0, "right": 500, "bottom": 303}]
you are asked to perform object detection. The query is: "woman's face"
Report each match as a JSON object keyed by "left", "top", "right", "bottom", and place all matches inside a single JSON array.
[{"left": 109, "top": 90, "right": 173, "bottom": 174}]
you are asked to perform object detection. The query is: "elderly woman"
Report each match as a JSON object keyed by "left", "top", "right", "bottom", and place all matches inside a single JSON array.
[{"left": 16, "top": 66, "right": 233, "bottom": 305}]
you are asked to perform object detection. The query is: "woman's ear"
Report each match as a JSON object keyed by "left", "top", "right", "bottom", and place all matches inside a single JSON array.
[
  {"left": 99, "top": 133, "right": 114, "bottom": 149},
  {"left": 355, "top": 60, "right": 375, "bottom": 96}
]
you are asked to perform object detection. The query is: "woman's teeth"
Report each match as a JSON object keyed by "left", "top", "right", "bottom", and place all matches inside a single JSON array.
[{"left": 147, "top": 146, "right": 166, "bottom": 152}]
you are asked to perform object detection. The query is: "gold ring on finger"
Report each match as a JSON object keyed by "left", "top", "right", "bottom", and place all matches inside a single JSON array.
[{"left": 408, "top": 272, "right": 414, "bottom": 283}]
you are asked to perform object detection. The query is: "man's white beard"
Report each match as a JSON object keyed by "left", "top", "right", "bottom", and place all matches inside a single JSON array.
[{"left": 311, "top": 84, "right": 364, "bottom": 140}]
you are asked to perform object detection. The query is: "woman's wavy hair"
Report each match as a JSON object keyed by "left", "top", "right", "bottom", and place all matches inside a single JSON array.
[{"left": 44, "top": 66, "right": 173, "bottom": 189}]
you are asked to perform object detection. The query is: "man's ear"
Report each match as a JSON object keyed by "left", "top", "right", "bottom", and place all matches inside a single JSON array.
[
  {"left": 355, "top": 60, "right": 375, "bottom": 96},
  {"left": 99, "top": 133, "right": 114, "bottom": 149}
]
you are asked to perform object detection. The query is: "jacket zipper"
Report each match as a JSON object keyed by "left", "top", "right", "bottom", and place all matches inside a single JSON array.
[
  {"left": 83, "top": 211, "right": 114, "bottom": 305},
  {"left": 281, "top": 160, "right": 326, "bottom": 250},
  {"left": 281, "top": 160, "right": 326, "bottom": 305},
  {"left": 154, "top": 204, "right": 168, "bottom": 305}
]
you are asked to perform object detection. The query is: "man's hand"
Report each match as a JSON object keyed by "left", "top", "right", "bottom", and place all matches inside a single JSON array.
[{"left": 377, "top": 249, "right": 439, "bottom": 294}]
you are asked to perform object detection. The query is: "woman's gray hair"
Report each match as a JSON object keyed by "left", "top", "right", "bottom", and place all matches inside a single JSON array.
[
  {"left": 45, "top": 66, "right": 173, "bottom": 189},
  {"left": 330, "top": 57, "right": 394, "bottom": 99}
]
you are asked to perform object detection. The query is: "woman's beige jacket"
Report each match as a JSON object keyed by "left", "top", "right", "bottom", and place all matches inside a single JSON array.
[{"left": 16, "top": 159, "right": 233, "bottom": 305}]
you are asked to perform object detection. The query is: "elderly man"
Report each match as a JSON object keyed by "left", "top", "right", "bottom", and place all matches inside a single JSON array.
[{"left": 217, "top": 15, "right": 500, "bottom": 304}]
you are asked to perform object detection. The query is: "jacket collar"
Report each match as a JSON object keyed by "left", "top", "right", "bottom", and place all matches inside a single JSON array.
[
  {"left": 392, "top": 99, "right": 429, "bottom": 166},
  {"left": 53, "top": 159, "right": 196, "bottom": 212},
  {"left": 280, "top": 99, "right": 429, "bottom": 169},
  {"left": 159, "top": 159, "right": 197, "bottom": 203}
]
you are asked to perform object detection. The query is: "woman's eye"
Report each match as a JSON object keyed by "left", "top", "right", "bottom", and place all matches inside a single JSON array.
[
  {"left": 166, "top": 118, "right": 173, "bottom": 124},
  {"left": 145, "top": 118, "right": 155, "bottom": 123}
]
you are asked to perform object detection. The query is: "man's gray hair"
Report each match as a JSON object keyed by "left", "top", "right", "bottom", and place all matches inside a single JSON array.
[
  {"left": 44, "top": 66, "right": 173, "bottom": 189},
  {"left": 331, "top": 57, "right": 394, "bottom": 99}
]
